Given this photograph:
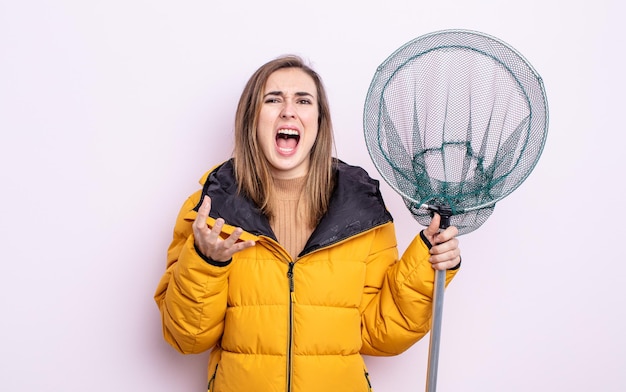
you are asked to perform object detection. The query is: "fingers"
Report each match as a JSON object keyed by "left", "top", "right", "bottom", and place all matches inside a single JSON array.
[
  {"left": 193, "top": 195, "right": 255, "bottom": 262},
  {"left": 209, "top": 217, "right": 226, "bottom": 243},
  {"left": 225, "top": 228, "right": 256, "bottom": 254},
  {"left": 207, "top": 225, "right": 255, "bottom": 262},
  {"left": 430, "top": 254, "right": 461, "bottom": 270},
  {"left": 433, "top": 225, "right": 458, "bottom": 244},
  {"left": 193, "top": 195, "right": 212, "bottom": 232},
  {"left": 424, "top": 213, "right": 441, "bottom": 238},
  {"left": 429, "top": 235, "right": 461, "bottom": 270},
  {"left": 423, "top": 216, "right": 461, "bottom": 270},
  {"left": 221, "top": 226, "right": 243, "bottom": 249}
]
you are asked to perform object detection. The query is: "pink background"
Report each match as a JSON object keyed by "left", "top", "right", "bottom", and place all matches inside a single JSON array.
[{"left": 1, "top": 1, "right": 624, "bottom": 390}]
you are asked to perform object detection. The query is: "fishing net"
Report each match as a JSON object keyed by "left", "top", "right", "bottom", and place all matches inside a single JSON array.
[
  {"left": 363, "top": 29, "right": 549, "bottom": 391},
  {"left": 364, "top": 29, "right": 548, "bottom": 235}
]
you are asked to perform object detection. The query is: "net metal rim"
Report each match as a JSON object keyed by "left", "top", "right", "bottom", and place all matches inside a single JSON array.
[{"left": 363, "top": 28, "right": 549, "bottom": 215}]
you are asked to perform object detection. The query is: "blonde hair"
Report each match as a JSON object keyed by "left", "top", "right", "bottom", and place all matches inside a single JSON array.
[{"left": 233, "top": 55, "right": 336, "bottom": 227}]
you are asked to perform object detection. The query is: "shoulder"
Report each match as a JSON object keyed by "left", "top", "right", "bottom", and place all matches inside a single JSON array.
[
  {"left": 198, "top": 159, "right": 235, "bottom": 186},
  {"left": 181, "top": 159, "right": 238, "bottom": 215},
  {"left": 327, "top": 158, "right": 393, "bottom": 224},
  {"left": 333, "top": 159, "right": 384, "bottom": 195},
  {"left": 335, "top": 159, "right": 377, "bottom": 181}
]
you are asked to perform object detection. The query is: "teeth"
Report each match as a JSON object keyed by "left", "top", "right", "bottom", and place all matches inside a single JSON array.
[{"left": 278, "top": 129, "right": 299, "bottom": 136}]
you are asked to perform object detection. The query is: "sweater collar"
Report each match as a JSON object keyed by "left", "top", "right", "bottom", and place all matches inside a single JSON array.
[{"left": 272, "top": 176, "right": 307, "bottom": 201}]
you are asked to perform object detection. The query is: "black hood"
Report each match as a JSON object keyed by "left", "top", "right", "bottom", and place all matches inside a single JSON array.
[{"left": 195, "top": 159, "right": 393, "bottom": 257}]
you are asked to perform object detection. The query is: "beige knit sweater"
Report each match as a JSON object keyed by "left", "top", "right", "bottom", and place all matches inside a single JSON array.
[{"left": 270, "top": 176, "right": 314, "bottom": 260}]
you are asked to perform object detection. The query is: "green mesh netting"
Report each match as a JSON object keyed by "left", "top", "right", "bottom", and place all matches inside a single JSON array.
[{"left": 363, "top": 30, "right": 549, "bottom": 235}]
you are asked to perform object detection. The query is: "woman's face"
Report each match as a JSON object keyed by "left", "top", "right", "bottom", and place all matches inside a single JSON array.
[{"left": 257, "top": 68, "right": 319, "bottom": 179}]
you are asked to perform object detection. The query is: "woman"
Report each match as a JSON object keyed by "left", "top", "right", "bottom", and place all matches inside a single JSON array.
[{"left": 154, "top": 55, "right": 461, "bottom": 392}]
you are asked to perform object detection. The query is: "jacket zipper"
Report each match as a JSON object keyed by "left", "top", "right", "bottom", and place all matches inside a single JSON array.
[
  {"left": 364, "top": 369, "right": 373, "bottom": 391},
  {"left": 264, "top": 238, "right": 295, "bottom": 392},
  {"left": 286, "top": 261, "right": 295, "bottom": 392},
  {"left": 207, "top": 364, "right": 218, "bottom": 391}
]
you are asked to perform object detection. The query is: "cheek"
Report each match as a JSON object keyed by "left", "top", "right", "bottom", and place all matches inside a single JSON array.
[
  {"left": 256, "top": 112, "right": 274, "bottom": 140},
  {"left": 304, "top": 129, "right": 319, "bottom": 149},
  {"left": 256, "top": 129, "right": 274, "bottom": 152},
  {"left": 305, "top": 119, "right": 320, "bottom": 144},
  {"left": 257, "top": 109, "right": 272, "bottom": 129},
  {"left": 302, "top": 110, "right": 320, "bottom": 130}
]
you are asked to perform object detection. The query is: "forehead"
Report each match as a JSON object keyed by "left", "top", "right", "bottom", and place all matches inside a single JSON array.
[{"left": 264, "top": 68, "right": 317, "bottom": 95}]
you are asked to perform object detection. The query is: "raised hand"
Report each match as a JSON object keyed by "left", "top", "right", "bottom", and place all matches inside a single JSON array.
[{"left": 192, "top": 195, "right": 256, "bottom": 262}]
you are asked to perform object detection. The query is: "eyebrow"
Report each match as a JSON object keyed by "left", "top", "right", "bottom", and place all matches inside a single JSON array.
[{"left": 263, "top": 91, "right": 315, "bottom": 98}]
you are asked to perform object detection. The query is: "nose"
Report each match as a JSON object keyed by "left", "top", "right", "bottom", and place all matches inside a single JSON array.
[{"left": 280, "top": 101, "right": 296, "bottom": 119}]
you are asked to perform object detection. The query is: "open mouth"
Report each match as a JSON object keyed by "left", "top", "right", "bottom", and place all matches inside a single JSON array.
[{"left": 276, "top": 129, "right": 300, "bottom": 152}]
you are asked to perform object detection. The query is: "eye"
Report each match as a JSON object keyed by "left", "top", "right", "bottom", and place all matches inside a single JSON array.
[
  {"left": 297, "top": 98, "right": 313, "bottom": 105},
  {"left": 264, "top": 97, "right": 281, "bottom": 104}
]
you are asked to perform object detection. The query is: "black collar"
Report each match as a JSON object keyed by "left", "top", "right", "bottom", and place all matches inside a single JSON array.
[{"left": 195, "top": 159, "right": 393, "bottom": 256}]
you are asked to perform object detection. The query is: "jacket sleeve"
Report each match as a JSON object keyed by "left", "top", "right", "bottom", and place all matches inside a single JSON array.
[
  {"left": 154, "top": 190, "right": 230, "bottom": 354},
  {"left": 359, "top": 222, "right": 458, "bottom": 356}
]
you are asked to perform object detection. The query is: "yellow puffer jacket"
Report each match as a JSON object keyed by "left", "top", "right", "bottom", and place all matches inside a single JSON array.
[{"left": 154, "top": 159, "right": 458, "bottom": 392}]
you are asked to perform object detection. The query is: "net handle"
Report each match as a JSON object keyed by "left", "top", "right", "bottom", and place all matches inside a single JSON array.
[
  {"left": 426, "top": 269, "right": 446, "bottom": 391},
  {"left": 425, "top": 205, "right": 451, "bottom": 392}
]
